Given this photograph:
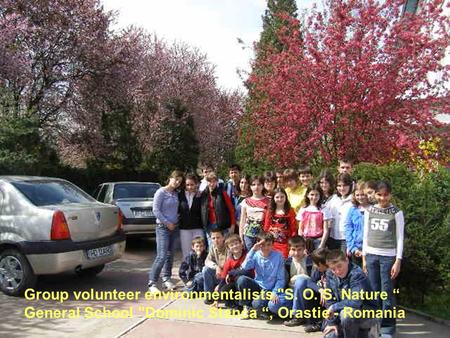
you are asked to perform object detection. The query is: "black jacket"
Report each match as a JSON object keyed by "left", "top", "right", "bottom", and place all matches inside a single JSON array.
[
  {"left": 200, "top": 186, "right": 232, "bottom": 230},
  {"left": 178, "top": 190, "right": 203, "bottom": 230},
  {"left": 179, "top": 250, "right": 208, "bottom": 283}
]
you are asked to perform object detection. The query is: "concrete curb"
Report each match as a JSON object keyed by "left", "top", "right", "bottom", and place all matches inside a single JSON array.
[
  {"left": 400, "top": 305, "right": 450, "bottom": 327},
  {"left": 114, "top": 299, "right": 178, "bottom": 338}
]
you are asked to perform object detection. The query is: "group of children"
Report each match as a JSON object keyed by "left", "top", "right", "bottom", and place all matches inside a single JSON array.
[{"left": 151, "top": 158, "right": 404, "bottom": 338}]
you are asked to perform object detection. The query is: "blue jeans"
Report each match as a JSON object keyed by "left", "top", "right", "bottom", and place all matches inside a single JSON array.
[
  {"left": 236, "top": 275, "right": 269, "bottom": 310},
  {"left": 365, "top": 254, "right": 396, "bottom": 333},
  {"left": 202, "top": 266, "right": 219, "bottom": 293},
  {"left": 292, "top": 276, "right": 320, "bottom": 312},
  {"left": 185, "top": 272, "right": 204, "bottom": 292},
  {"left": 148, "top": 224, "right": 178, "bottom": 285},
  {"left": 268, "top": 292, "right": 293, "bottom": 315},
  {"left": 243, "top": 235, "right": 257, "bottom": 252},
  {"left": 324, "top": 312, "right": 378, "bottom": 338}
]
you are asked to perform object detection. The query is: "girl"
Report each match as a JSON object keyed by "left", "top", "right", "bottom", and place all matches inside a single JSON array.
[
  {"left": 263, "top": 188, "right": 297, "bottom": 258},
  {"left": 239, "top": 175, "right": 270, "bottom": 251},
  {"left": 363, "top": 181, "right": 404, "bottom": 337},
  {"left": 327, "top": 173, "right": 353, "bottom": 253},
  {"left": 344, "top": 181, "right": 370, "bottom": 262},
  {"left": 234, "top": 174, "right": 251, "bottom": 232},
  {"left": 283, "top": 168, "right": 306, "bottom": 212},
  {"left": 263, "top": 170, "right": 277, "bottom": 197},
  {"left": 148, "top": 170, "right": 184, "bottom": 293},
  {"left": 296, "top": 184, "right": 332, "bottom": 252},
  {"left": 178, "top": 173, "right": 204, "bottom": 259},
  {"left": 317, "top": 169, "right": 336, "bottom": 209}
]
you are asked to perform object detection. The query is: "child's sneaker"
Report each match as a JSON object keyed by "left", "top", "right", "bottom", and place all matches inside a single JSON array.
[
  {"left": 148, "top": 285, "right": 161, "bottom": 294},
  {"left": 283, "top": 318, "right": 306, "bottom": 327},
  {"left": 162, "top": 280, "right": 176, "bottom": 291},
  {"left": 304, "top": 322, "right": 322, "bottom": 332},
  {"left": 240, "top": 305, "right": 251, "bottom": 320}
]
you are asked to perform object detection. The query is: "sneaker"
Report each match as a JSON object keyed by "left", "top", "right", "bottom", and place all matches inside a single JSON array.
[
  {"left": 240, "top": 305, "right": 251, "bottom": 320},
  {"left": 304, "top": 322, "right": 322, "bottom": 332},
  {"left": 257, "top": 310, "right": 272, "bottom": 321},
  {"left": 162, "top": 280, "right": 176, "bottom": 291},
  {"left": 148, "top": 285, "right": 161, "bottom": 294},
  {"left": 204, "top": 299, "right": 214, "bottom": 305},
  {"left": 284, "top": 318, "right": 306, "bottom": 327}
]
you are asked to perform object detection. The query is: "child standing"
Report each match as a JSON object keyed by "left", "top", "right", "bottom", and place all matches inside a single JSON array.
[
  {"left": 283, "top": 169, "right": 306, "bottom": 213},
  {"left": 179, "top": 237, "right": 207, "bottom": 291},
  {"left": 327, "top": 173, "right": 353, "bottom": 253},
  {"left": 296, "top": 184, "right": 332, "bottom": 252},
  {"left": 345, "top": 181, "right": 370, "bottom": 262},
  {"left": 363, "top": 181, "right": 404, "bottom": 338},
  {"left": 318, "top": 169, "right": 336, "bottom": 209},
  {"left": 263, "top": 188, "right": 297, "bottom": 258},
  {"left": 239, "top": 175, "right": 270, "bottom": 252},
  {"left": 263, "top": 170, "right": 277, "bottom": 197}
]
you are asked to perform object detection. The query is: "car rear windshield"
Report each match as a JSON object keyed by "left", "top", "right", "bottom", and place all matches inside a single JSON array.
[
  {"left": 12, "top": 180, "right": 95, "bottom": 206},
  {"left": 113, "top": 183, "right": 160, "bottom": 200}
]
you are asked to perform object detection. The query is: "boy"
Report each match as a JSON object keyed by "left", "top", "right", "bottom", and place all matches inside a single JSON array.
[
  {"left": 225, "top": 164, "right": 241, "bottom": 202},
  {"left": 236, "top": 232, "right": 286, "bottom": 320},
  {"left": 285, "top": 247, "right": 330, "bottom": 331},
  {"left": 179, "top": 237, "right": 207, "bottom": 292},
  {"left": 202, "top": 229, "right": 227, "bottom": 304},
  {"left": 298, "top": 166, "right": 314, "bottom": 189},
  {"left": 363, "top": 181, "right": 377, "bottom": 205},
  {"left": 337, "top": 157, "right": 354, "bottom": 175},
  {"left": 323, "top": 250, "right": 378, "bottom": 338},
  {"left": 215, "top": 234, "right": 252, "bottom": 308},
  {"left": 282, "top": 236, "right": 313, "bottom": 326},
  {"left": 199, "top": 163, "right": 224, "bottom": 192}
]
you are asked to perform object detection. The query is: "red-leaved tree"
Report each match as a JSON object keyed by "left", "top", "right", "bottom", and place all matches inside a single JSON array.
[{"left": 246, "top": 0, "right": 449, "bottom": 167}]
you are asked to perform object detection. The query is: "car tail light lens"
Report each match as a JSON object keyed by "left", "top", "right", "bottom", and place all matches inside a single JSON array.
[
  {"left": 117, "top": 209, "right": 124, "bottom": 231},
  {"left": 51, "top": 211, "right": 71, "bottom": 240}
]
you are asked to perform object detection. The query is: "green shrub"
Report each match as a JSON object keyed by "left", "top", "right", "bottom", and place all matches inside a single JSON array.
[{"left": 354, "top": 163, "right": 450, "bottom": 306}]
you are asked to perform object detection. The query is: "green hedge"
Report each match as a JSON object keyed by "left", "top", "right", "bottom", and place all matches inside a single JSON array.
[{"left": 354, "top": 163, "right": 450, "bottom": 307}]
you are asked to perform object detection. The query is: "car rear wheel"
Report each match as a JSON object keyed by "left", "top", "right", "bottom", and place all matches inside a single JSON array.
[
  {"left": 0, "top": 249, "right": 37, "bottom": 296},
  {"left": 76, "top": 264, "right": 105, "bottom": 278}
]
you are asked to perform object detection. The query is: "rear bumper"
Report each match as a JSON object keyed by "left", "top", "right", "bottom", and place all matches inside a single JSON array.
[
  {"left": 20, "top": 232, "right": 126, "bottom": 275},
  {"left": 123, "top": 217, "right": 157, "bottom": 235}
]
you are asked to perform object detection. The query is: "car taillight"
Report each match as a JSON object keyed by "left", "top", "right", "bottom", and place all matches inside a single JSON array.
[
  {"left": 117, "top": 209, "right": 124, "bottom": 231},
  {"left": 51, "top": 211, "right": 71, "bottom": 240}
]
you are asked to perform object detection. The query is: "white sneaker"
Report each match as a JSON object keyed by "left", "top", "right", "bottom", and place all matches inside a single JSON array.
[
  {"left": 240, "top": 305, "right": 251, "bottom": 320},
  {"left": 162, "top": 280, "right": 176, "bottom": 291},
  {"left": 148, "top": 285, "right": 161, "bottom": 294}
]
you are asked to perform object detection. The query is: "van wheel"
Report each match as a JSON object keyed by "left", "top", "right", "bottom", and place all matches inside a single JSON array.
[
  {"left": 76, "top": 264, "right": 105, "bottom": 277},
  {"left": 0, "top": 249, "right": 37, "bottom": 296}
]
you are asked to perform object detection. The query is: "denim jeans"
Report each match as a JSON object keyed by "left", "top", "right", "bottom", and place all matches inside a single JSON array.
[
  {"left": 324, "top": 312, "right": 378, "bottom": 338},
  {"left": 185, "top": 272, "right": 204, "bottom": 292},
  {"left": 365, "top": 254, "right": 396, "bottom": 333},
  {"left": 243, "top": 235, "right": 257, "bottom": 252},
  {"left": 236, "top": 275, "right": 268, "bottom": 310},
  {"left": 202, "top": 265, "right": 219, "bottom": 293},
  {"left": 292, "top": 275, "right": 320, "bottom": 312},
  {"left": 148, "top": 224, "right": 178, "bottom": 285}
]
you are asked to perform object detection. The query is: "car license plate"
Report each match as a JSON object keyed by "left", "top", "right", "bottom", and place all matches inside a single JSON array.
[
  {"left": 133, "top": 210, "right": 153, "bottom": 217},
  {"left": 87, "top": 245, "right": 113, "bottom": 260}
]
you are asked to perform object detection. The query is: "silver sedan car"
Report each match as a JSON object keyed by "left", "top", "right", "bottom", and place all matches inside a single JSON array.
[
  {"left": 93, "top": 182, "right": 160, "bottom": 236},
  {"left": 0, "top": 176, "right": 126, "bottom": 296}
]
